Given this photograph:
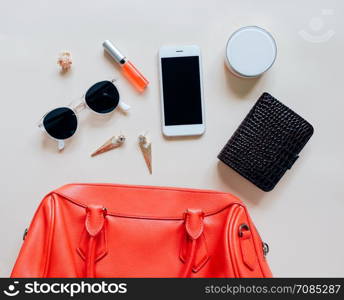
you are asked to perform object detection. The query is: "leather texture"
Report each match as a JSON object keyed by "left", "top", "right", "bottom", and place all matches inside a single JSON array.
[
  {"left": 218, "top": 92, "right": 314, "bottom": 191},
  {"left": 11, "top": 183, "right": 272, "bottom": 278}
]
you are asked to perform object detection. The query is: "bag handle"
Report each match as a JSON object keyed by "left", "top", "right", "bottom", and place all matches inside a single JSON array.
[
  {"left": 84, "top": 206, "right": 107, "bottom": 277},
  {"left": 83, "top": 206, "right": 205, "bottom": 278},
  {"left": 181, "top": 209, "right": 204, "bottom": 277}
]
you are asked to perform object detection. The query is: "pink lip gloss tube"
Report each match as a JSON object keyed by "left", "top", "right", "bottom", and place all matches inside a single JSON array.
[{"left": 103, "top": 40, "right": 149, "bottom": 92}]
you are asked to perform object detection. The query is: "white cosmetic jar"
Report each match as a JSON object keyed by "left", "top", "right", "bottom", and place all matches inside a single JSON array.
[{"left": 226, "top": 26, "right": 277, "bottom": 78}]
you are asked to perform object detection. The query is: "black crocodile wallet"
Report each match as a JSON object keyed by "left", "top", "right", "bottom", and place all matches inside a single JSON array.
[{"left": 218, "top": 92, "right": 314, "bottom": 191}]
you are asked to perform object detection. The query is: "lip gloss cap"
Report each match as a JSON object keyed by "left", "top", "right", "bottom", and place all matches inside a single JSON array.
[{"left": 103, "top": 40, "right": 126, "bottom": 64}]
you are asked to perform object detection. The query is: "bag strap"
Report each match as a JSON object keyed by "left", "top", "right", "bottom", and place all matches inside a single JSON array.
[
  {"left": 181, "top": 209, "right": 204, "bottom": 277},
  {"left": 83, "top": 206, "right": 205, "bottom": 278},
  {"left": 84, "top": 205, "right": 107, "bottom": 277}
]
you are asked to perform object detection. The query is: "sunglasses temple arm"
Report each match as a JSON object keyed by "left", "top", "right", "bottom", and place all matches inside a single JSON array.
[
  {"left": 57, "top": 140, "right": 65, "bottom": 151},
  {"left": 118, "top": 101, "right": 131, "bottom": 112}
]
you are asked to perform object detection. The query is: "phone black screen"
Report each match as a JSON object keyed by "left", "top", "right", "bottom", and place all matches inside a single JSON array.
[{"left": 161, "top": 56, "right": 203, "bottom": 126}]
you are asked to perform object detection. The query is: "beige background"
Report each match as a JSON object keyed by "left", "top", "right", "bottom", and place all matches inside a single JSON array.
[{"left": 0, "top": 0, "right": 343, "bottom": 277}]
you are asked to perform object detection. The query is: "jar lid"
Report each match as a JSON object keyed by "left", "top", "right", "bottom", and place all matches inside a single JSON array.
[{"left": 226, "top": 26, "right": 277, "bottom": 77}]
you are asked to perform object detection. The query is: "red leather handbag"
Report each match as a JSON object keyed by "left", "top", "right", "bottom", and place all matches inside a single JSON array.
[{"left": 11, "top": 183, "right": 272, "bottom": 278}]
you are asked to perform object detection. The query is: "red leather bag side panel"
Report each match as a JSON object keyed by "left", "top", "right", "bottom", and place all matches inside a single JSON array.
[
  {"left": 226, "top": 205, "right": 272, "bottom": 278},
  {"left": 244, "top": 207, "right": 273, "bottom": 277},
  {"left": 45, "top": 194, "right": 86, "bottom": 277},
  {"left": 11, "top": 194, "right": 55, "bottom": 277}
]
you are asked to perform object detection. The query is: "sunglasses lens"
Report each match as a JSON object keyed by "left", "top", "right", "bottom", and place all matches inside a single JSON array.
[
  {"left": 85, "top": 81, "right": 120, "bottom": 114},
  {"left": 43, "top": 107, "right": 77, "bottom": 140}
]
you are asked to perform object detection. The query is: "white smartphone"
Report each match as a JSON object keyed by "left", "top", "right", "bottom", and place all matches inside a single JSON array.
[{"left": 158, "top": 45, "right": 205, "bottom": 137}]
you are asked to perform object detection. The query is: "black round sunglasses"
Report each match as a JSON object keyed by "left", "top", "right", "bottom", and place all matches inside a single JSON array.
[{"left": 39, "top": 80, "right": 129, "bottom": 149}]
